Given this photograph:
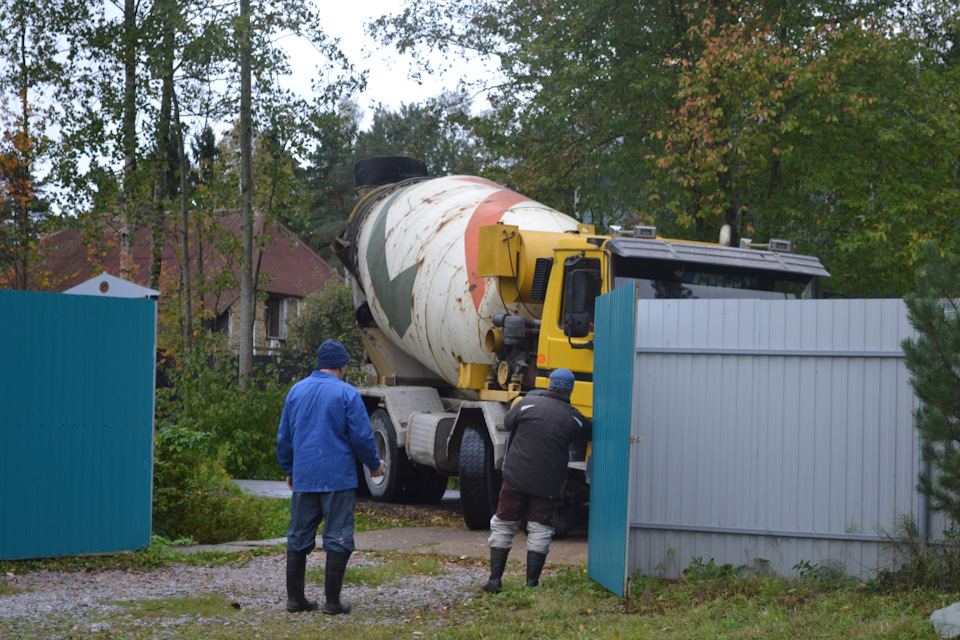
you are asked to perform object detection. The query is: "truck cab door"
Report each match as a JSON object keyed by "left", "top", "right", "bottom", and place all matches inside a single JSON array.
[{"left": 536, "top": 251, "right": 606, "bottom": 414}]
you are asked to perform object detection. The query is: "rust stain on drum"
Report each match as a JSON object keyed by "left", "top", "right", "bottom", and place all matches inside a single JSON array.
[{"left": 434, "top": 216, "right": 454, "bottom": 233}]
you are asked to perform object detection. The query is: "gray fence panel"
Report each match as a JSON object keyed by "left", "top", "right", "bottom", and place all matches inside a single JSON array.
[{"left": 627, "top": 299, "right": 923, "bottom": 580}]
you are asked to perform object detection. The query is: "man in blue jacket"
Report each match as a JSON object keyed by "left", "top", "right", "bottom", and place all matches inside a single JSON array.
[{"left": 277, "top": 339, "right": 386, "bottom": 615}]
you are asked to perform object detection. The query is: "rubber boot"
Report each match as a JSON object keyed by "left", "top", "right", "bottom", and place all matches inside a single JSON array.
[
  {"left": 482, "top": 547, "right": 510, "bottom": 593},
  {"left": 286, "top": 550, "right": 319, "bottom": 613},
  {"left": 526, "top": 551, "right": 548, "bottom": 587},
  {"left": 322, "top": 551, "right": 353, "bottom": 615}
]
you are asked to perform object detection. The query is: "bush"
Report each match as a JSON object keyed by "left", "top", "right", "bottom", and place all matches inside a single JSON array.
[
  {"left": 875, "top": 516, "right": 960, "bottom": 591},
  {"left": 153, "top": 332, "right": 293, "bottom": 542},
  {"left": 156, "top": 331, "right": 292, "bottom": 479},
  {"left": 152, "top": 430, "right": 278, "bottom": 544}
]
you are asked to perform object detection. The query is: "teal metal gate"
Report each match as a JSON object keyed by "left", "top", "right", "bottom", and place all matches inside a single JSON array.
[
  {"left": 588, "top": 284, "right": 638, "bottom": 596},
  {"left": 0, "top": 290, "right": 156, "bottom": 560}
]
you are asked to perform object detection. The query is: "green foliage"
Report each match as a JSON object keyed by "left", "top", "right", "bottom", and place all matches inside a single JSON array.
[
  {"left": 156, "top": 331, "right": 292, "bottom": 479},
  {"left": 151, "top": 328, "right": 293, "bottom": 545},
  {"left": 650, "top": 4, "right": 960, "bottom": 296},
  {"left": 356, "top": 92, "right": 488, "bottom": 177},
  {"left": 283, "top": 280, "right": 363, "bottom": 376},
  {"left": 0, "top": 94, "right": 54, "bottom": 291},
  {"left": 875, "top": 516, "right": 960, "bottom": 591},
  {"left": 793, "top": 559, "right": 848, "bottom": 584},
  {"left": 902, "top": 243, "right": 960, "bottom": 527},
  {"left": 152, "top": 439, "right": 278, "bottom": 544},
  {"left": 683, "top": 556, "right": 745, "bottom": 581}
]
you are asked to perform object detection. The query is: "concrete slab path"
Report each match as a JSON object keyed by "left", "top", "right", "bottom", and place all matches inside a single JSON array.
[{"left": 179, "top": 480, "right": 589, "bottom": 566}]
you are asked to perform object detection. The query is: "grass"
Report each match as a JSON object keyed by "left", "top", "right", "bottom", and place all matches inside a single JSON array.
[
  {"left": 1, "top": 496, "right": 954, "bottom": 639},
  {"left": 111, "top": 594, "right": 241, "bottom": 619},
  {"left": 3, "top": 558, "right": 953, "bottom": 639},
  {"left": 306, "top": 553, "right": 447, "bottom": 587}
]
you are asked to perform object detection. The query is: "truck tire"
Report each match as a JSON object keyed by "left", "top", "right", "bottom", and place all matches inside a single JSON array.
[
  {"left": 353, "top": 156, "right": 428, "bottom": 189},
  {"left": 459, "top": 426, "right": 501, "bottom": 530},
  {"left": 364, "top": 409, "right": 412, "bottom": 502}
]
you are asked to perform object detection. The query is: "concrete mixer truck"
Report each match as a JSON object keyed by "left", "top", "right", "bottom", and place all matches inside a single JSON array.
[{"left": 332, "top": 156, "right": 830, "bottom": 535}]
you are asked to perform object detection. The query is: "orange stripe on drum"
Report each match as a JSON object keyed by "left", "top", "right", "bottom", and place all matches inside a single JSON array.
[{"left": 462, "top": 186, "right": 529, "bottom": 311}]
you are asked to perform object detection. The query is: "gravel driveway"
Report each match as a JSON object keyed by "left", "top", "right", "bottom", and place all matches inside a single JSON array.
[{"left": 1, "top": 550, "right": 488, "bottom": 636}]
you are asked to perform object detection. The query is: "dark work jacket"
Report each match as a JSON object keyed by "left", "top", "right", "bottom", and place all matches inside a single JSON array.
[{"left": 501, "top": 389, "right": 593, "bottom": 500}]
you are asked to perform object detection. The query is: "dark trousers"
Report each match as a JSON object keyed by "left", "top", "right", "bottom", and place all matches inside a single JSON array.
[
  {"left": 287, "top": 489, "right": 356, "bottom": 554},
  {"left": 495, "top": 479, "right": 556, "bottom": 527}
]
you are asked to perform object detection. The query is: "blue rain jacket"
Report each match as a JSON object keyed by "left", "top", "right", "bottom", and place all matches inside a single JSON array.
[{"left": 277, "top": 371, "right": 381, "bottom": 492}]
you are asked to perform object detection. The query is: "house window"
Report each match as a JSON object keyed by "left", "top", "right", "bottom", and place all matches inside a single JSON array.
[
  {"left": 266, "top": 296, "right": 287, "bottom": 339},
  {"left": 212, "top": 310, "right": 230, "bottom": 335}
]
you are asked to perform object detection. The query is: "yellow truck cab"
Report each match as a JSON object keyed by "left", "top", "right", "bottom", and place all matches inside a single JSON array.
[{"left": 479, "top": 224, "right": 826, "bottom": 418}]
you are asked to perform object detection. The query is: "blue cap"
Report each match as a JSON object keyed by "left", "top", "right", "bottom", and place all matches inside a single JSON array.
[
  {"left": 548, "top": 368, "right": 575, "bottom": 391},
  {"left": 316, "top": 339, "right": 350, "bottom": 369}
]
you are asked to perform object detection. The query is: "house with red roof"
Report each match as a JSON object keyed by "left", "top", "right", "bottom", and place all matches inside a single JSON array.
[{"left": 29, "top": 213, "right": 338, "bottom": 354}]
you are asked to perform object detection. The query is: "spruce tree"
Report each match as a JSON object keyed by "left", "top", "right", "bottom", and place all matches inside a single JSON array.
[{"left": 902, "top": 243, "right": 960, "bottom": 525}]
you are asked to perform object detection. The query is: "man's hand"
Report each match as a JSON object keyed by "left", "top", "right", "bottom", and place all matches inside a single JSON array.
[
  {"left": 369, "top": 460, "right": 388, "bottom": 478},
  {"left": 285, "top": 475, "right": 293, "bottom": 491}
]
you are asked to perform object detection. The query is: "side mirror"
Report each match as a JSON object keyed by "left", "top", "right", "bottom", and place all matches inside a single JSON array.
[
  {"left": 564, "top": 311, "right": 592, "bottom": 338},
  {"left": 563, "top": 270, "right": 597, "bottom": 338}
]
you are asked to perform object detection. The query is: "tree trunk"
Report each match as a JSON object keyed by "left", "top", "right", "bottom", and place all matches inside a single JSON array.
[
  {"left": 119, "top": 0, "right": 137, "bottom": 281},
  {"left": 14, "top": 17, "right": 29, "bottom": 290},
  {"left": 172, "top": 89, "right": 193, "bottom": 350},
  {"left": 238, "top": 0, "right": 254, "bottom": 388},
  {"left": 150, "top": 40, "right": 173, "bottom": 293}
]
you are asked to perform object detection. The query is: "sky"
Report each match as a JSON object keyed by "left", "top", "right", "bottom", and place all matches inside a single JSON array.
[{"left": 280, "top": 0, "right": 494, "bottom": 126}]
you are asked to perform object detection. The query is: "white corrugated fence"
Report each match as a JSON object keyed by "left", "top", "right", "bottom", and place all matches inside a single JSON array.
[{"left": 611, "top": 298, "right": 938, "bottom": 581}]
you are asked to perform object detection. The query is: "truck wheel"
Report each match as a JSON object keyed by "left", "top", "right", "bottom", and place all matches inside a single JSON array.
[
  {"left": 459, "top": 426, "right": 501, "bottom": 530},
  {"left": 365, "top": 409, "right": 411, "bottom": 502}
]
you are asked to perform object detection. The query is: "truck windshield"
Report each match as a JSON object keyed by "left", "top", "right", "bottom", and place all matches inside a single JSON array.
[{"left": 612, "top": 257, "right": 819, "bottom": 300}]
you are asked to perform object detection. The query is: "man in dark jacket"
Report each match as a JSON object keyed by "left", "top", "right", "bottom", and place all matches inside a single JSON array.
[
  {"left": 482, "top": 368, "right": 592, "bottom": 593},
  {"left": 277, "top": 339, "right": 387, "bottom": 614}
]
